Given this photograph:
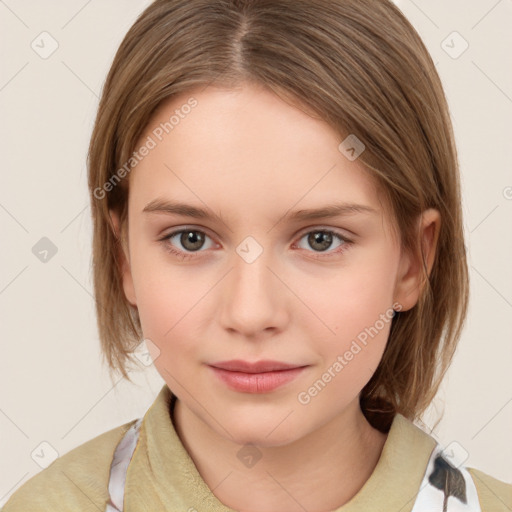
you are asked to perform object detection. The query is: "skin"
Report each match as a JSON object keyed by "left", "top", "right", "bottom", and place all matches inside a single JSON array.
[{"left": 110, "top": 82, "right": 440, "bottom": 512}]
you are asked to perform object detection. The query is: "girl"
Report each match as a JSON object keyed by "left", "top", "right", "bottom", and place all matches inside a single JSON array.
[{"left": 3, "top": 0, "right": 510, "bottom": 510}]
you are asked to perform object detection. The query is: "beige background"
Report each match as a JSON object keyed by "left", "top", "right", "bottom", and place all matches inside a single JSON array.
[{"left": 1, "top": 0, "right": 511, "bottom": 505}]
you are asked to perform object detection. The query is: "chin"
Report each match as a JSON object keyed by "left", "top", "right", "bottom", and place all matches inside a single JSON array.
[
  {"left": 219, "top": 413, "right": 303, "bottom": 448},
  {"left": 234, "top": 430, "right": 300, "bottom": 449}
]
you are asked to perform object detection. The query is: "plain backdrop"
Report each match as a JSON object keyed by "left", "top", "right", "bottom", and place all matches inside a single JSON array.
[{"left": 1, "top": 0, "right": 511, "bottom": 505}]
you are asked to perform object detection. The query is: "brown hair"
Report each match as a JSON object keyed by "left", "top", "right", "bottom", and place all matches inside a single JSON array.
[{"left": 87, "top": 0, "right": 469, "bottom": 432}]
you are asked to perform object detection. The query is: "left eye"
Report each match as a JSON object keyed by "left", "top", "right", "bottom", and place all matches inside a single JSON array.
[
  {"left": 294, "top": 229, "right": 351, "bottom": 255},
  {"left": 159, "top": 228, "right": 352, "bottom": 259}
]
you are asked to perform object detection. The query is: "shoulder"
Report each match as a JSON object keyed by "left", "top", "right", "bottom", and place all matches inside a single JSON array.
[
  {"left": 1, "top": 419, "right": 138, "bottom": 512},
  {"left": 395, "top": 417, "right": 511, "bottom": 512},
  {"left": 467, "top": 467, "right": 512, "bottom": 511}
]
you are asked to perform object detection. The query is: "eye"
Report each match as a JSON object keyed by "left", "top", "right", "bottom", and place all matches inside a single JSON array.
[
  {"left": 293, "top": 229, "right": 353, "bottom": 258},
  {"left": 159, "top": 227, "right": 353, "bottom": 261},
  {"left": 159, "top": 228, "right": 215, "bottom": 260}
]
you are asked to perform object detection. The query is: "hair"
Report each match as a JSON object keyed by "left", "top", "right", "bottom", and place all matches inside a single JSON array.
[{"left": 87, "top": 0, "right": 469, "bottom": 432}]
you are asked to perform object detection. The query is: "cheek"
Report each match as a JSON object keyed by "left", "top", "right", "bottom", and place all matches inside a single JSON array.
[
  {"left": 136, "top": 277, "right": 201, "bottom": 340},
  {"left": 136, "top": 279, "right": 200, "bottom": 379},
  {"left": 297, "top": 293, "right": 393, "bottom": 414},
  {"left": 299, "top": 246, "right": 399, "bottom": 341},
  {"left": 130, "top": 252, "right": 212, "bottom": 374},
  {"left": 295, "top": 249, "right": 398, "bottom": 394}
]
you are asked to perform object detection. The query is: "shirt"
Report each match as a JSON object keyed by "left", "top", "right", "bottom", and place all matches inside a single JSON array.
[{"left": 2, "top": 384, "right": 511, "bottom": 511}]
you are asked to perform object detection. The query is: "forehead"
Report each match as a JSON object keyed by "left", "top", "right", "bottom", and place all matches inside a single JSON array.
[{"left": 128, "top": 83, "right": 385, "bottom": 227}]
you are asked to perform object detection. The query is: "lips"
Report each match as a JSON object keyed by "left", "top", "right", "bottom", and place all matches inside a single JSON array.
[
  {"left": 209, "top": 359, "right": 305, "bottom": 373},
  {"left": 207, "top": 360, "right": 309, "bottom": 393}
]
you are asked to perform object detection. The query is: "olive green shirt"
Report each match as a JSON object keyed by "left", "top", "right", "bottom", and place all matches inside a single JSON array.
[{"left": 2, "top": 385, "right": 511, "bottom": 511}]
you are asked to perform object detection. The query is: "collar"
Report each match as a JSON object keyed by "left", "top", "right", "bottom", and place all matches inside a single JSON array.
[{"left": 124, "top": 384, "right": 436, "bottom": 511}]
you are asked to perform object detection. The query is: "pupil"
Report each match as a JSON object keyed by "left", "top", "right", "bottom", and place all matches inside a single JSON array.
[
  {"left": 310, "top": 231, "right": 332, "bottom": 251},
  {"left": 182, "top": 231, "right": 204, "bottom": 251}
]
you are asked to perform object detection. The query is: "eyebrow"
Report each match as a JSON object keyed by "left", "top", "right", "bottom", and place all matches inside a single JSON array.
[{"left": 142, "top": 198, "right": 378, "bottom": 223}]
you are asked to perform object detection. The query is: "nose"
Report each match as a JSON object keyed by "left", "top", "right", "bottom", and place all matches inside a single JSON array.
[{"left": 218, "top": 246, "right": 289, "bottom": 338}]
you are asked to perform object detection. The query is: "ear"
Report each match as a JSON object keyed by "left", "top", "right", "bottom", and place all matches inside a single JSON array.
[
  {"left": 393, "top": 208, "right": 441, "bottom": 311},
  {"left": 109, "top": 209, "right": 137, "bottom": 307}
]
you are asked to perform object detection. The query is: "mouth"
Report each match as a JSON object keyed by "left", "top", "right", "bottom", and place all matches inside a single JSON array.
[
  {"left": 207, "top": 360, "right": 309, "bottom": 393},
  {"left": 209, "top": 359, "right": 307, "bottom": 373}
]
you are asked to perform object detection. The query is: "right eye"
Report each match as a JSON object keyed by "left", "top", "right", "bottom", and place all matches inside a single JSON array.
[{"left": 159, "top": 227, "right": 216, "bottom": 260}]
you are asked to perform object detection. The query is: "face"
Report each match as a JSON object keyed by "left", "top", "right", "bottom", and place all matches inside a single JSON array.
[{"left": 113, "top": 82, "right": 429, "bottom": 447}]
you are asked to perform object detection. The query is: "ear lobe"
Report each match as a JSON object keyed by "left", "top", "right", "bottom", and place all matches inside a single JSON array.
[
  {"left": 109, "top": 209, "right": 137, "bottom": 307},
  {"left": 393, "top": 209, "right": 441, "bottom": 311}
]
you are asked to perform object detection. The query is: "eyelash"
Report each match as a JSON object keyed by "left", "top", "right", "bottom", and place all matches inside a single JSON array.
[{"left": 158, "top": 226, "right": 354, "bottom": 261}]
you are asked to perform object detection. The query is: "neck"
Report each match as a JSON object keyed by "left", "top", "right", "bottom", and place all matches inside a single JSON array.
[{"left": 172, "top": 397, "right": 388, "bottom": 512}]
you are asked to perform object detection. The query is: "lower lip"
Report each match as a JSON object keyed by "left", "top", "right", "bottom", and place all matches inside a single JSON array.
[{"left": 208, "top": 366, "right": 307, "bottom": 393}]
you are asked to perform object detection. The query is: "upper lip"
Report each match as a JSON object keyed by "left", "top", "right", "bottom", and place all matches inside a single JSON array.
[{"left": 209, "top": 360, "right": 307, "bottom": 373}]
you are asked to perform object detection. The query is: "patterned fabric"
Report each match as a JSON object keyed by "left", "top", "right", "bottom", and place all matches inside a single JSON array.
[
  {"left": 104, "top": 418, "right": 482, "bottom": 512},
  {"left": 105, "top": 418, "right": 142, "bottom": 512},
  {"left": 411, "top": 444, "right": 481, "bottom": 512}
]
